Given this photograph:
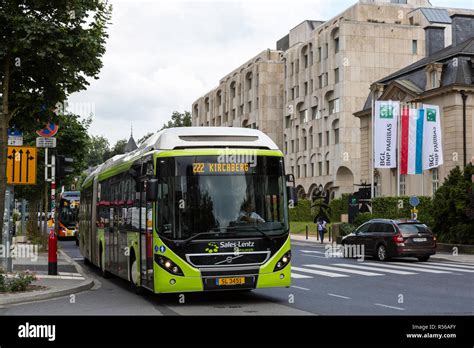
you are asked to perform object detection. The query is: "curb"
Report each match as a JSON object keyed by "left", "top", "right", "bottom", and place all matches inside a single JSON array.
[{"left": 0, "top": 251, "right": 94, "bottom": 306}]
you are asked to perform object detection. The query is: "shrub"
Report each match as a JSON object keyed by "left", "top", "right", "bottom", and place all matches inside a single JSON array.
[
  {"left": 353, "top": 212, "right": 373, "bottom": 227},
  {"left": 289, "top": 199, "right": 314, "bottom": 222},
  {"left": 329, "top": 194, "right": 350, "bottom": 222},
  {"left": 0, "top": 272, "right": 36, "bottom": 293}
]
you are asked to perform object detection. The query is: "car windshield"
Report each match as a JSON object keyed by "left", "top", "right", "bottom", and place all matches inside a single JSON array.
[
  {"left": 156, "top": 155, "right": 288, "bottom": 240},
  {"left": 397, "top": 223, "right": 431, "bottom": 234}
]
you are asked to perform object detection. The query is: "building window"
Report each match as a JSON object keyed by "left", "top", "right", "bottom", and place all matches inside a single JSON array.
[
  {"left": 326, "top": 160, "right": 330, "bottom": 175},
  {"left": 400, "top": 174, "right": 406, "bottom": 196},
  {"left": 304, "top": 82, "right": 308, "bottom": 95},
  {"left": 334, "top": 68, "right": 339, "bottom": 84},
  {"left": 248, "top": 101, "right": 252, "bottom": 113},
  {"left": 284, "top": 141, "right": 288, "bottom": 154},
  {"left": 324, "top": 43, "right": 328, "bottom": 58},
  {"left": 291, "top": 88, "right": 295, "bottom": 100},
  {"left": 291, "top": 62, "right": 294, "bottom": 75},
  {"left": 431, "top": 70, "right": 438, "bottom": 89},
  {"left": 318, "top": 132, "right": 322, "bottom": 147},
  {"left": 310, "top": 79, "right": 313, "bottom": 92},
  {"left": 297, "top": 166, "right": 301, "bottom": 178},
  {"left": 303, "top": 135, "right": 307, "bottom": 150},
  {"left": 318, "top": 75, "right": 323, "bottom": 88},
  {"left": 310, "top": 131, "right": 313, "bottom": 148},
  {"left": 334, "top": 128, "right": 339, "bottom": 144},
  {"left": 296, "top": 59, "right": 299, "bottom": 73},
  {"left": 291, "top": 140, "right": 294, "bottom": 153},
  {"left": 318, "top": 47, "right": 322, "bottom": 61},
  {"left": 310, "top": 50, "right": 313, "bottom": 65},
  {"left": 334, "top": 38, "right": 339, "bottom": 53},
  {"left": 303, "top": 164, "right": 307, "bottom": 177},
  {"left": 291, "top": 166, "right": 294, "bottom": 175},
  {"left": 325, "top": 73, "right": 328, "bottom": 86},
  {"left": 329, "top": 98, "right": 340, "bottom": 114},
  {"left": 412, "top": 40, "right": 417, "bottom": 54},
  {"left": 318, "top": 162, "right": 322, "bottom": 176},
  {"left": 432, "top": 168, "right": 439, "bottom": 194},
  {"left": 326, "top": 131, "right": 330, "bottom": 146},
  {"left": 300, "top": 109, "right": 308, "bottom": 124},
  {"left": 285, "top": 115, "right": 291, "bottom": 128},
  {"left": 311, "top": 163, "right": 315, "bottom": 177},
  {"left": 312, "top": 105, "right": 320, "bottom": 120},
  {"left": 230, "top": 83, "right": 236, "bottom": 99},
  {"left": 232, "top": 108, "right": 236, "bottom": 119},
  {"left": 304, "top": 54, "right": 308, "bottom": 68}
]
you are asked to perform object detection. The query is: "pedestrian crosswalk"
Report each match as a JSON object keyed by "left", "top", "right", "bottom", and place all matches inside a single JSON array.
[{"left": 291, "top": 260, "right": 474, "bottom": 279}]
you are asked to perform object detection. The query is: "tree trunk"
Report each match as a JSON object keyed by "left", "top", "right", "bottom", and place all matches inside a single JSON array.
[{"left": 0, "top": 53, "right": 11, "bottom": 237}]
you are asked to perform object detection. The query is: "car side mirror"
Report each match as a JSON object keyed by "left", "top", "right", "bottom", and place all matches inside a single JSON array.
[{"left": 146, "top": 179, "right": 158, "bottom": 202}]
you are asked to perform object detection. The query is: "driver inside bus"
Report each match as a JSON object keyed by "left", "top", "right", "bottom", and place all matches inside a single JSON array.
[{"left": 238, "top": 199, "right": 265, "bottom": 223}]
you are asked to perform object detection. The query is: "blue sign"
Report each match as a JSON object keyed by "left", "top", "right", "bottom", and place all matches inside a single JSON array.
[
  {"left": 154, "top": 245, "right": 159, "bottom": 253},
  {"left": 8, "top": 129, "right": 23, "bottom": 137},
  {"left": 409, "top": 196, "right": 420, "bottom": 207},
  {"left": 159, "top": 245, "right": 166, "bottom": 253}
]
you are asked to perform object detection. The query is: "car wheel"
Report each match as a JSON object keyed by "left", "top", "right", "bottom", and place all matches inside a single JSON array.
[
  {"left": 417, "top": 255, "right": 430, "bottom": 262},
  {"left": 376, "top": 244, "right": 389, "bottom": 261}
]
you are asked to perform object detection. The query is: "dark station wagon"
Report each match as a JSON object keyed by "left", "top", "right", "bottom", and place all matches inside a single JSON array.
[{"left": 341, "top": 219, "right": 436, "bottom": 262}]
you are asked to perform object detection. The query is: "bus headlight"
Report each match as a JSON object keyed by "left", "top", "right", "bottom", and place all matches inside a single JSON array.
[
  {"left": 154, "top": 255, "right": 184, "bottom": 276},
  {"left": 274, "top": 251, "right": 291, "bottom": 271}
]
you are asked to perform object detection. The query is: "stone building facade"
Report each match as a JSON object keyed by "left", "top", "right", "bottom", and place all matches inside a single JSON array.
[
  {"left": 354, "top": 13, "right": 474, "bottom": 197},
  {"left": 192, "top": 0, "right": 472, "bottom": 200},
  {"left": 192, "top": 50, "right": 285, "bottom": 149}
]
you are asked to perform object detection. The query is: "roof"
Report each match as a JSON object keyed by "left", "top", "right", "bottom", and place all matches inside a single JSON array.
[
  {"left": 420, "top": 8, "right": 452, "bottom": 24},
  {"left": 124, "top": 135, "right": 137, "bottom": 153},
  {"left": 378, "top": 37, "right": 474, "bottom": 83}
]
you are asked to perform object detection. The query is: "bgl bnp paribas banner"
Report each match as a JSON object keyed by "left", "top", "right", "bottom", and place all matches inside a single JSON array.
[{"left": 374, "top": 101, "right": 399, "bottom": 168}]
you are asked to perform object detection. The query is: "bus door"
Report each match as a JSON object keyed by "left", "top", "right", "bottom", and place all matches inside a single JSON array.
[{"left": 139, "top": 180, "right": 154, "bottom": 290}]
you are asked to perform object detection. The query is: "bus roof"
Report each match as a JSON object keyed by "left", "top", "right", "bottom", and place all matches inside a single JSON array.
[{"left": 81, "top": 127, "right": 280, "bottom": 188}]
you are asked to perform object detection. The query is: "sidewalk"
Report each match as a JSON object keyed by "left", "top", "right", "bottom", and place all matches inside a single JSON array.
[
  {"left": 290, "top": 233, "right": 474, "bottom": 264},
  {"left": 0, "top": 249, "right": 94, "bottom": 306}
]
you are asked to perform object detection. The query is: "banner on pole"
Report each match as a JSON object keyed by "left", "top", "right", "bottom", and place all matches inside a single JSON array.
[
  {"left": 422, "top": 104, "right": 443, "bottom": 170},
  {"left": 374, "top": 101, "right": 399, "bottom": 168},
  {"left": 400, "top": 107, "right": 424, "bottom": 175}
]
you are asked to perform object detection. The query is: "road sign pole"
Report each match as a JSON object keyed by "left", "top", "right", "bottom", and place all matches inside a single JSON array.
[{"left": 48, "top": 153, "right": 58, "bottom": 276}]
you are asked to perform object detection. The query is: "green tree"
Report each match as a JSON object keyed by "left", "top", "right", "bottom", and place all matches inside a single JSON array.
[
  {"left": 0, "top": 1, "right": 112, "bottom": 231},
  {"left": 85, "top": 135, "right": 110, "bottom": 167},
  {"left": 161, "top": 111, "right": 192, "bottom": 130},
  {"left": 105, "top": 139, "right": 127, "bottom": 160},
  {"left": 431, "top": 165, "right": 474, "bottom": 244}
]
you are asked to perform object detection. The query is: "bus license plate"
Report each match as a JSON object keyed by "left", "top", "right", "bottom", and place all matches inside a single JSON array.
[
  {"left": 413, "top": 238, "right": 427, "bottom": 242},
  {"left": 217, "top": 277, "right": 245, "bottom": 286}
]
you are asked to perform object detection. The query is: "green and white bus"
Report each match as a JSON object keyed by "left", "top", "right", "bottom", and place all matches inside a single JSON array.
[{"left": 79, "top": 127, "right": 296, "bottom": 293}]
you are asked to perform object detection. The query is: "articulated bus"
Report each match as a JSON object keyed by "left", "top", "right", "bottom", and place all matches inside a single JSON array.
[
  {"left": 79, "top": 127, "right": 296, "bottom": 294},
  {"left": 58, "top": 191, "right": 80, "bottom": 241}
]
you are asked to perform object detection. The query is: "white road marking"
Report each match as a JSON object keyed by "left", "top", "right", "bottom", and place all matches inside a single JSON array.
[
  {"left": 303, "top": 264, "right": 383, "bottom": 276},
  {"left": 291, "top": 273, "right": 312, "bottom": 279},
  {"left": 374, "top": 303, "right": 405, "bottom": 311},
  {"left": 292, "top": 286, "right": 310, "bottom": 291},
  {"left": 428, "top": 262, "right": 474, "bottom": 269},
  {"left": 302, "top": 254, "right": 327, "bottom": 259},
  {"left": 363, "top": 262, "right": 450, "bottom": 274},
  {"left": 332, "top": 263, "right": 415, "bottom": 275},
  {"left": 292, "top": 266, "right": 349, "bottom": 278},
  {"left": 390, "top": 262, "right": 474, "bottom": 273},
  {"left": 36, "top": 275, "right": 85, "bottom": 280},
  {"left": 328, "top": 293, "right": 351, "bottom": 299}
]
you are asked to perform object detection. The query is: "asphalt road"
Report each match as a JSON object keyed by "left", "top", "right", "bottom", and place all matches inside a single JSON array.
[{"left": 1, "top": 240, "right": 473, "bottom": 315}]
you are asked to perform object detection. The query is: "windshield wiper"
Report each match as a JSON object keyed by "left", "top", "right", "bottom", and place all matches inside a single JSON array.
[
  {"left": 173, "top": 231, "right": 222, "bottom": 247},
  {"left": 214, "top": 225, "right": 272, "bottom": 241}
]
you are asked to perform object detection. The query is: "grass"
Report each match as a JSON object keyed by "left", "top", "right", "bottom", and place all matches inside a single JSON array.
[{"left": 289, "top": 221, "right": 317, "bottom": 235}]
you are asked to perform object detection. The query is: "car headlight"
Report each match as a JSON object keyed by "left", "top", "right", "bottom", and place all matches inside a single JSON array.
[
  {"left": 274, "top": 250, "right": 291, "bottom": 271},
  {"left": 154, "top": 255, "right": 184, "bottom": 276}
]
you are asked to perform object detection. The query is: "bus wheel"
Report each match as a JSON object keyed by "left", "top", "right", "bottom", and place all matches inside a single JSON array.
[
  {"left": 129, "top": 254, "right": 143, "bottom": 295},
  {"left": 83, "top": 258, "right": 91, "bottom": 266},
  {"left": 100, "top": 245, "right": 110, "bottom": 279}
]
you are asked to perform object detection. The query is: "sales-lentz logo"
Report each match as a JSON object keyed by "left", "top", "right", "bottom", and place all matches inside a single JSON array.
[{"left": 18, "top": 322, "right": 56, "bottom": 341}]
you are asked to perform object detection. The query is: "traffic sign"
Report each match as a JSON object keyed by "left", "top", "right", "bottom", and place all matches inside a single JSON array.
[
  {"left": 409, "top": 196, "right": 420, "bottom": 207},
  {"left": 6, "top": 146, "right": 37, "bottom": 185},
  {"left": 36, "top": 137, "right": 57, "bottom": 148},
  {"left": 8, "top": 129, "right": 23, "bottom": 146},
  {"left": 36, "top": 122, "right": 59, "bottom": 138}
]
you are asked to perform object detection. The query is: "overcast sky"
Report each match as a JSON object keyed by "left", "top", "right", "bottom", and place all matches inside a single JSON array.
[{"left": 67, "top": 0, "right": 473, "bottom": 145}]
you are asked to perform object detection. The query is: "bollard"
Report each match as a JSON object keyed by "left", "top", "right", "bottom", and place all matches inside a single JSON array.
[
  {"left": 306, "top": 225, "right": 308, "bottom": 240},
  {"left": 48, "top": 227, "right": 57, "bottom": 275}
]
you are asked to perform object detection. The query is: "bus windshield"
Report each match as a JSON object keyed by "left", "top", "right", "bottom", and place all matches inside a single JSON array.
[
  {"left": 156, "top": 155, "right": 288, "bottom": 240},
  {"left": 59, "top": 197, "right": 79, "bottom": 228}
]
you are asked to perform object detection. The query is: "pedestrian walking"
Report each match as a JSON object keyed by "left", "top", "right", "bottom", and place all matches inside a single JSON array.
[{"left": 316, "top": 217, "right": 327, "bottom": 244}]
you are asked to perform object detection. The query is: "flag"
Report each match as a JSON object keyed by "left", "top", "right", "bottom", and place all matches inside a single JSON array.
[
  {"left": 400, "top": 106, "right": 424, "bottom": 175},
  {"left": 422, "top": 104, "right": 443, "bottom": 170},
  {"left": 374, "top": 101, "right": 399, "bottom": 168}
]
